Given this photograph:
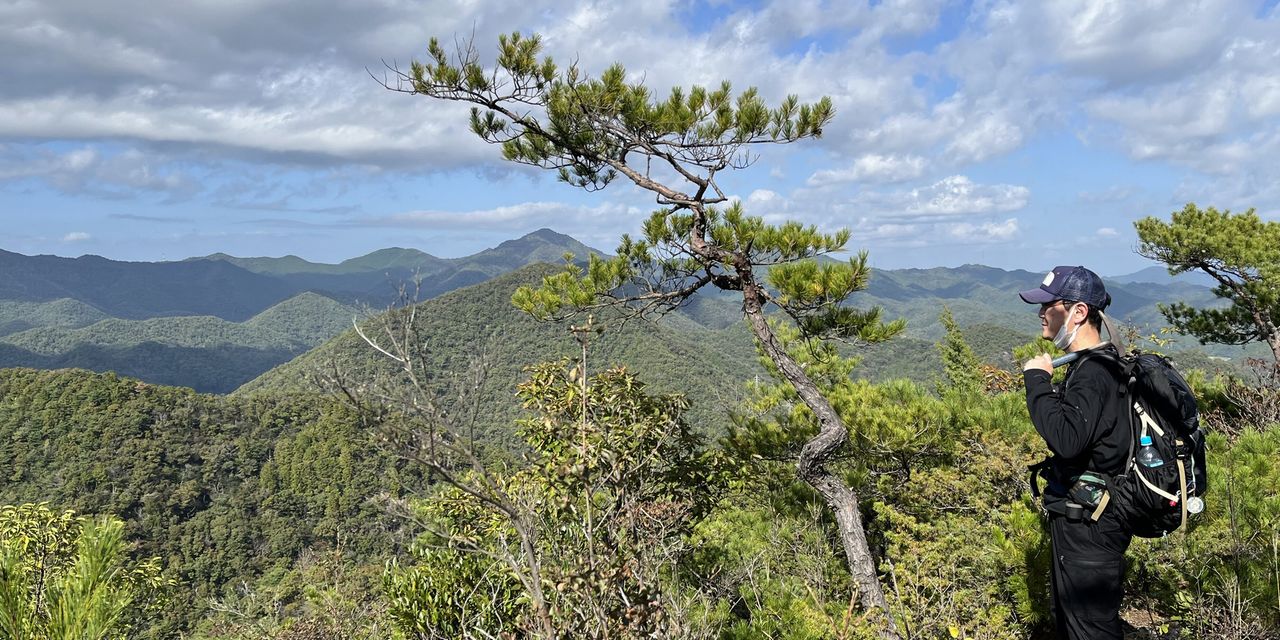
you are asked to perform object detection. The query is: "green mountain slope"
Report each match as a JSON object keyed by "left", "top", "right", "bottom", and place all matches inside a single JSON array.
[
  {"left": 212, "top": 248, "right": 455, "bottom": 302},
  {"left": 3, "top": 230, "right": 1260, "bottom": 395},
  {"left": 0, "top": 232, "right": 605, "bottom": 391},
  {"left": 0, "top": 298, "right": 110, "bottom": 336},
  {"left": 0, "top": 292, "right": 358, "bottom": 393},
  {"left": 0, "top": 368, "right": 409, "bottom": 636},
  {"left": 242, "top": 291, "right": 363, "bottom": 342},
  {"left": 0, "top": 249, "right": 298, "bottom": 321},
  {"left": 237, "top": 258, "right": 1258, "bottom": 406},
  {"left": 855, "top": 264, "right": 1228, "bottom": 348},
  {"left": 198, "top": 228, "right": 603, "bottom": 303},
  {"left": 2, "top": 230, "right": 601, "bottom": 329},
  {"left": 461, "top": 228, "right": 600, "bottom": 271},
  {"left": 1111, "top": 265, "right": 1218, "bottom": 287},
  {"left": 239, "top": 263, "right": 764, "bottom": 435}
]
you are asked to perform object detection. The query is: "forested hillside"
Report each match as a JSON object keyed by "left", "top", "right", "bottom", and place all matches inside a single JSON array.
[
  {"left": 3, "top": 227, "right": 1263, "bottom": 395},
  {"left": 1, "top": 233, "right": 1273, "bottom": 637},
  {"left": 3, "top": 323, "right": 1277, "bottom": 638},
  {"left": 0, "top": 293, "right": 359, "bottom": 393},
  {"left": 240, "top": 263, "right": 766, "bottom": 437},
  {"left": 196, "top": 228, "right": 602, "bottom": 302},
  {"left": 0, "top": 298, "right": 110, "bottom": 336},
  {"left": 859, "top": 263, "right": 1228, "bottom": 344},
  {"left": 0, "top": 229, "right": 599, "bottom": 325},
  {"left": 0, "top": 249, "right": 299, "bottom": 320},
  {"left": 0, "top": 230, "right": 603, "bottom": 391},
  {"left": 0, "top": 367, "right": 411, "bottom": 636}
]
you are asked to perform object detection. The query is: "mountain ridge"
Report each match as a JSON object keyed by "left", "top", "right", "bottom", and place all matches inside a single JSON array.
[
  {"left": 0, "top": 291, "right": 360, "bottom": 393},
  {"left": 2, "top": 230, "right": 1258, "bottom": 393},
  {"left": 238, "top": 262, "right": 766, "bottom": 435}
]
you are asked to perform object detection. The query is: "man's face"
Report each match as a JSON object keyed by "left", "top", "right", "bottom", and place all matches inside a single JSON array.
[{"left": 1038, "top": 300, "right": 1074, "bottom": 339}]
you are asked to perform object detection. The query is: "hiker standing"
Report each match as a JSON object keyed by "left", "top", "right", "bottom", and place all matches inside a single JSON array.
[{"left": 1020, "top": 266, "right": 1133, "bottom": 640}]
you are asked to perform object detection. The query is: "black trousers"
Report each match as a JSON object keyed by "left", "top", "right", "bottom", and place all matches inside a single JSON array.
[{"left": 1048, "top": 508, "right": 1132, "bottom": 640}]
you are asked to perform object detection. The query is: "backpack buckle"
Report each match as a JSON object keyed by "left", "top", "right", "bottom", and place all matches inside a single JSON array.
[{"left": 1174, "top": 439, "right": 1190, "bottom": 459}]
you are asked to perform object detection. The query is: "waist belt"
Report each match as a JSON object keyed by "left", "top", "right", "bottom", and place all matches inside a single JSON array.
[{"left": 1029, "top": 458, "right": 1112, "bottom": 522}]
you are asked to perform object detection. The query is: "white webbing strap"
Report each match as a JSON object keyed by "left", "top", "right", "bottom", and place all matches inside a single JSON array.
[
  {"left": 1177, "top": 456, "right": 1188, "bottom": 530},
  {"left": 1134, "top": 403, "right": 1165, "bottom": 438},
  {"left": 1135, "top": 466, "right": 1179, "bottom": 503},
  {"left": 1133, "top": 401, "right": 1177, "bottom": 502},
  {"left": 1090, "top": 491, "right": 1111, "bottom": 522}
]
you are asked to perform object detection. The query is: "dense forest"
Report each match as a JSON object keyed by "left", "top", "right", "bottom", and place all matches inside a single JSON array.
[
  {"left": 1, "top": 305, "right": 1277, "bottom": 638},
  {"left": 0, "top": 367, "right": 411, "bottom": 637}
]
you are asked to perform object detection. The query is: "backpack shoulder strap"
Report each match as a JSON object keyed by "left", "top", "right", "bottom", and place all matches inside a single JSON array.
[
  {"left": 1074, "top": 346, "right": 1139, "bottom": 473},
  {"left": 1073, "top": 345, "right": 1135, "bottom": 385}
]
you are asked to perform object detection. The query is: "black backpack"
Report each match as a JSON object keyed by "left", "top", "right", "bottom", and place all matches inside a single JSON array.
[{"left": 1084, "top": 350, "right": 1209, "bottom": 538}]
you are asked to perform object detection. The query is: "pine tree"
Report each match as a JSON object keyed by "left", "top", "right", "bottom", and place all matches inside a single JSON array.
[
  {"left": 0, "top": 503, "right": 171, "bottom": 640},
  {"left": 936, "top": 307, "right": 983, "bottom": 395},
  {"left": 1135, "top": 203, "right": 1280, "bottom": 364},
  {"left": 384, "top": 32, "right": 905, "bottom": 630}
]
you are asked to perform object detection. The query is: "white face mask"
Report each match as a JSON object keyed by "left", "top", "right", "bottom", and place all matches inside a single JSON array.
[{"left": 1052, "top": 306, "right": 1081, "bottom": 350}]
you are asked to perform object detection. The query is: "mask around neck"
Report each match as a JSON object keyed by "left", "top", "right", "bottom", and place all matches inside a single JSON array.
[{"left": 1052, "top": 311, "right": 1082, "bottom": 350}]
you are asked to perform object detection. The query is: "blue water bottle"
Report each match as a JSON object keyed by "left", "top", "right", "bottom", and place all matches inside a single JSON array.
[{"left": 1136, "top": 435, "right": 1163, "bottom": 468}]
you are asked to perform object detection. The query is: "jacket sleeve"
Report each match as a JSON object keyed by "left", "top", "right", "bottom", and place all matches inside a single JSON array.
[{"left": 1023, "top": 363, "right": 1111, "bottom": 460}]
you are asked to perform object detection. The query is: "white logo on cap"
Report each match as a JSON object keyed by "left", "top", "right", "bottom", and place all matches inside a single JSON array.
[{"left": 1042, "top": 271, "right": 1054, "bottom": 286}]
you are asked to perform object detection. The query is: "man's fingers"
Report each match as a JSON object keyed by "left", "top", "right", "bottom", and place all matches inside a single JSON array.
[{"left": 1023, "top": 354, "right": 1053, "bottom": 372}]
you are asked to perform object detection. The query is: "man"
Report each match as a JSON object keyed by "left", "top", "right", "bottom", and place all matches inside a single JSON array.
[{"left": 1019, "top": 265, "right": 1132, "bottom": 640}]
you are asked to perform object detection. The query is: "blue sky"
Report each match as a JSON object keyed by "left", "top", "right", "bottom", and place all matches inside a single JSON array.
[{"left": 2, "top": 0, "right": 1278, "bottom": 275}]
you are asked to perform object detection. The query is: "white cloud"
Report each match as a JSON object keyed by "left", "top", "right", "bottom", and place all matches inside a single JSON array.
[
  {"left": 806, "top": 154, "right": 926, "bottom": 186},
  {"left": 947, "top": 218, "right": 1020, "bottom": 243},
  {"left": 1043, "top": 0, "right": 1245, "bottom": 85},
  {"left": 867, "top": 0, "right": 948, "bottom": 37},
  {"left": 0, "top": 0, "right": 942, "bottom": 173},
  {"left": 0, "top": 74, "right": 489, "bottom": 169},
  {"left": 1020, "top": 5, "right": 1280, "bottom": 191},
  {"left": 841, "top": 215, "right": 1020, "bottom": 251},
  {"left": 742, "top": 188, "right": 793, "bottom": 224},
  {"left": 5, "top": 0, "right": 1280, "bottom": 267},
  {"left": 943, "top": 110, "right": 1026, "bottom": 164},
  {"left": 746, "top": 189, "right": 780, "bottom": 203},
  {"left": 1171, "top": 169, "right": 1280, "bottom": 216},
  {"left": 1, "top": 0, "right": 1274, "bottom": 189},
  {"left": 0, "top": 144, "right": 198, "bottom": 199},
  {"left": 1096, "top": 227, "right": 1119, "bottom": 237},
  {"left": 1080, "top": 32, "right": 1280, "bottom": 178},
  {"left": 745, "top": 189, "right": 784, "bottom": 209},
  {"left": 902, "top": 176, "right": 1030, "bottom": 217},
  {"left": 62, "top": 232, "right": 91, "bottom": 242},
  {"left": 363, "top": 200, "right": 640, "bottom": 234}
]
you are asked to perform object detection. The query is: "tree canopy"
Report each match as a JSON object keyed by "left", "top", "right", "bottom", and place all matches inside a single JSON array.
[
  {"left": 1135, "top": 203, "right": 1280, "bottom": 363},
  {"left": 0, "top": 503, "right": 172, "bottom": 640}
]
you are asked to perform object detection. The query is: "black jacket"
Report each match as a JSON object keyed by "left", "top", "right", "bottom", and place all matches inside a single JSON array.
[{"left": 1023, "top": 346, "right": 1129, "bottom": 495}]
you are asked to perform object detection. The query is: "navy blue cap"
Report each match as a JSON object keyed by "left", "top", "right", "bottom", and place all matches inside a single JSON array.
[{"left": 1019, "top": 265, "right": 1110, "bottom": 310}]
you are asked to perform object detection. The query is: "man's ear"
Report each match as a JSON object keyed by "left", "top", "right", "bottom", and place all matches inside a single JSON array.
[{"left": 1070, "top": 303, "right": 1088, "bottom": 326}]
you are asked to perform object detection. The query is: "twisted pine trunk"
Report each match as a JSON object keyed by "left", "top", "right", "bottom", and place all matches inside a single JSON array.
[{"left": 741, "top": 281, "right": 899, "bottom": 638}]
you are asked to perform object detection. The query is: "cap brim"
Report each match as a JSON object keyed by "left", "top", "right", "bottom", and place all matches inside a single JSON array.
[{"left": 1019, "top": 287, "right": 1059, "bottom": 304}]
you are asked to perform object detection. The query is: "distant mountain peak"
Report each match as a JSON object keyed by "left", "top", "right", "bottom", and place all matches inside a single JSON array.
[
  {"left": 337, "top": 247, "right": 444, "bottom": 272},
  {"left": 342, "top": 246, "right": 439, "bottom": 263},
  {"left": 482, "top": 229, "right": 603, "bottom": 259},
  {"left": 495, "top": 228, "right": 584, "bottom": 248},
  {"left": 524, "top": 228, "right": 575, "bottom": 242}
]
